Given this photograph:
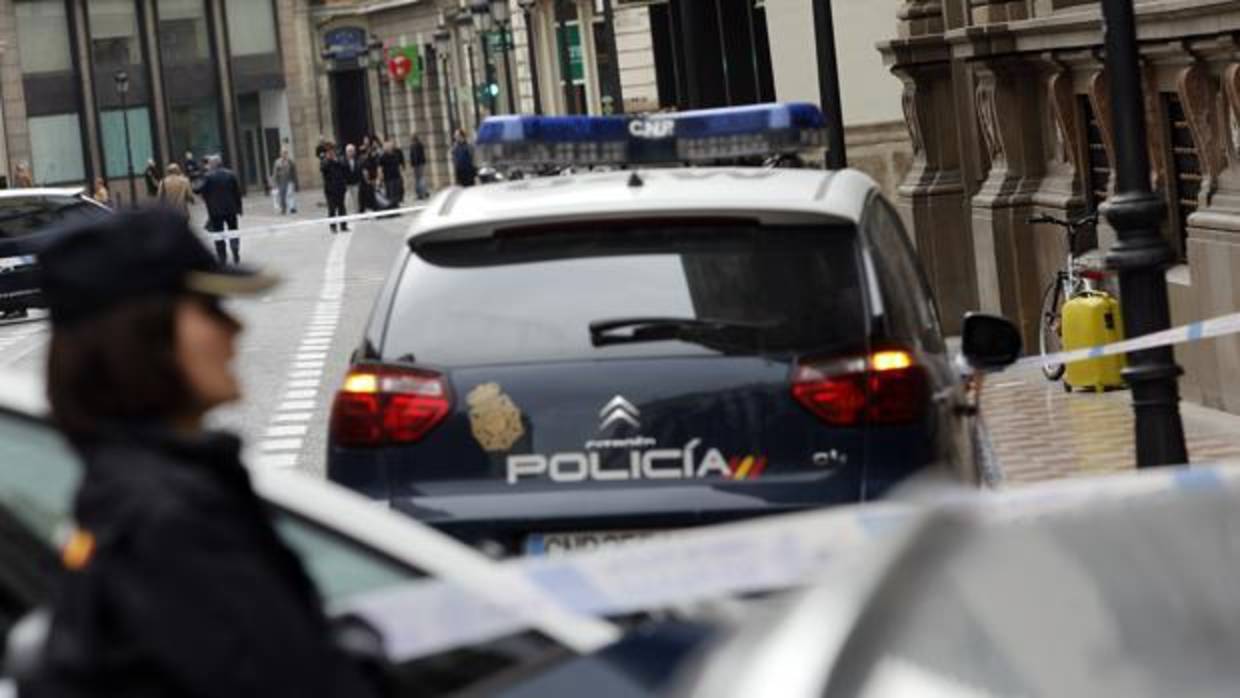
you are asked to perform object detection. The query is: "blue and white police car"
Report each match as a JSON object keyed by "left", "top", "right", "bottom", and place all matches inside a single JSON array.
[{"left": 326, "top": 103, "right": 1019, "bottom": 556}]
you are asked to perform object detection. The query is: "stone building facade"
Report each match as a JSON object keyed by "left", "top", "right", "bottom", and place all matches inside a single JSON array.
[{"left": 881, "top": 0, "right": 1240, "bottom": 414}]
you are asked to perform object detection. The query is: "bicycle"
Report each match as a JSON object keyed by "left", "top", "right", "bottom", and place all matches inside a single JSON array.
[{"left": 1030, "top": 212, "right": 1107, "bottom": 382}]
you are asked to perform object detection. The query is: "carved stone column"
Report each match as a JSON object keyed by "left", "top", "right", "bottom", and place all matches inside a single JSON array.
[
  {"left": 967, "top": 56, "right": 1048, "bottom": 345},
  {"left": 881, "top": 36, "right": 977, "bottom": 335},
  {"left": 1182, "top": 57, "right": 1240, "bottom": 411}
]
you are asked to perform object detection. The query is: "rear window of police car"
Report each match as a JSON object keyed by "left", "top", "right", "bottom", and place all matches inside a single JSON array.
[{"left": 385, "top": 223, "right": 866, "bottom": 366}]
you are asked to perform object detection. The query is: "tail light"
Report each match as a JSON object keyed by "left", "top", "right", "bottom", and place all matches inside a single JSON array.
[
  {"left": 330, "top": 366, "right": 451, "bottom": 447},
  {"left": 791, "top": 349, "right": 928, "bottom": 426}
]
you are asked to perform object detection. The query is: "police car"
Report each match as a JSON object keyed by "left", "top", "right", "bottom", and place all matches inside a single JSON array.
[
  {"left": 326, "top": 103, "right": 1020, "bottom": 556},
  {"left": 0, "top": 188, "right": 111, "bottom": 321}
]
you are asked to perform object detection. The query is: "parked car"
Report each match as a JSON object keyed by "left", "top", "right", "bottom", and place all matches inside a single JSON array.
[{"left": 0, "top": 188, "right": 110, "bottom": 321}]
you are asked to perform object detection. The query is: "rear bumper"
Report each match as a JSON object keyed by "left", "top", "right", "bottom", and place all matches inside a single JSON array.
[
  {"left": 389, "top": 478, "right": 862, "bottom": 553},
  {"left": 0, "top": 267, "right": 42, "bottom": 311}
]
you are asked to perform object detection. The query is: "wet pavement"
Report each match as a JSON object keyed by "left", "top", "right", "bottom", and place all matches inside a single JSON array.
[{"left": 983, "top": 361, "right": 1240, "bottom": 484}]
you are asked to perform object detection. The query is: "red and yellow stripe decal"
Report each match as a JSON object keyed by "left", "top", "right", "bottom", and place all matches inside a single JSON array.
[{"left": 727, "top": 456, "right": 768, "bottom": 480}]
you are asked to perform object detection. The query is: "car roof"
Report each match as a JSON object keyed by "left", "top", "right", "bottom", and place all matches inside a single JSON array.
[
  {"left": 409, "top": 167, "right": 878, "bottom": 240},
  {"left": 0, "top": 187, "right": 88, "bottom": 201}
]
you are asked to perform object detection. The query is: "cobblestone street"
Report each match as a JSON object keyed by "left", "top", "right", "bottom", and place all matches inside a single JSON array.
[{"left": 984, "top": 362, "right": 1240, "bottom": 485}]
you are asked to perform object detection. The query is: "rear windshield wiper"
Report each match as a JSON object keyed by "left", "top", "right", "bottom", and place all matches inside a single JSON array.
[{"left": 589, "top": 316, "right": 777, "bottom": 349}]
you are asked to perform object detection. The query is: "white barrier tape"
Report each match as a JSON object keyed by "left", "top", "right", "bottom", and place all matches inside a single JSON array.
[
  {"left": 1014, "top": 311, "right": 1240, "bottom": 371},
  {"left": 341, "top": 463, "right": 1240, "bottom": 663},
  {"left": 207, "top": 205, "right": 427, "bottom": 238}
]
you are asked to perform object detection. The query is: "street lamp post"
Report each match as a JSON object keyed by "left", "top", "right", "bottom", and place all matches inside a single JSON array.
[
  {"left": 455, "top": 12, "right": 482, "bottom": 129},
  {"left": 471, "top": 0, "right": 499, "bottom": 116},
  {"left": 113, "top": 70, "right": 136, "bottom": 207},
  {"left": 516, "top": 0, "right": 542, "bottom": 114},
  {"left": 1100, "top": 0, "right": 1188, "bottom": 467},
  {"left": 368, "top": 37, "right": 391, "bottom": 139},
  {"left": 490, "top": 0, "right": 517, "bottom": 114},
  {"left": 434, "top": 27, "right": 459, "bottom": 135},
  {"left": 811, "top": 0, "right": 846, "bottom": 169}
]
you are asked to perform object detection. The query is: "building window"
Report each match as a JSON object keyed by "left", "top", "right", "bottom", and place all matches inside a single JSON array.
[
  {"left": 157, "top": 0, "right": 224, "bottom": 163},
  {"left": 16, "top": 0, "right": 87, "bottom": 185},
  {"left": 1164, "top": 92, "right": 1199, "bottom": 261},
  {"left": 88, "top": 0, "right": 157, "bottom": 192},
  {"left": 224, "top": 0, "right": 277, "bottom": 57}
]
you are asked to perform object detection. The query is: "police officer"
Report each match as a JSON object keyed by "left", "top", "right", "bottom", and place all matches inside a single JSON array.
[{"left": 24, "top": 209, "right": 381, "bottom": 698}]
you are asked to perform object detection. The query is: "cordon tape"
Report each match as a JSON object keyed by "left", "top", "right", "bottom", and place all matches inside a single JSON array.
[{"left": 340, "top": 463, "right": 1240, "bottom": 663}]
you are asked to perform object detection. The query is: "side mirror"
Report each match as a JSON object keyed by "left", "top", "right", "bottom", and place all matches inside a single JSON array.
[{"left": 961, "top": 313, "right": 1022, "bottom": 371}]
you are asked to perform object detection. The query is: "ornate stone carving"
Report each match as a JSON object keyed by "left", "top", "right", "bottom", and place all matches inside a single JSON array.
[
  {"left": 976, "top": 79, "right": 1004, "bottom": 167},
  {"left": 1178, "top": 62, "right": 1226, "bottom": 203},
  {"left": 902, "top": 82, "right": 924, "bottom": 156},
  {"left": 1087, "top": 71, "right": 1116, "bottom": 191},
  {"left": 1048, "top": 71, "right": 1083, "bottom": 177},
  {"left": 1223, "top": 64, "right": 1240, "bottom": 165},
  {"left": 1144, "top": 66, "right": 1169, "bottom": 194}
]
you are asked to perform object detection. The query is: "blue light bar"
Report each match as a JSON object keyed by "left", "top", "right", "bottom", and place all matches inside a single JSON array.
[{"left": 475, "top": 102, "right": 827, "bottom": 168}]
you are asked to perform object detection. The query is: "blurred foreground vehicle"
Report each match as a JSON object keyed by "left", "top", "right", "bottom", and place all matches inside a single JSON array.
[
  {"left": 327, "top": 103, "right": 1021, "bottom": 555},
  {"left": 0, "top": 368, "right": 617, "bottom": 697},
  {"left": 0, "top": 189, "right": 110, "bottom": 321}
]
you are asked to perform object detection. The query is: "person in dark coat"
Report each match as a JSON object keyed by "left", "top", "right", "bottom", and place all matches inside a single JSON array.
[
  {"left": 360, "top": 144, "right": 381, "bottom": 212},
  {"left": 320, "top": 145, "right": 350, "bottom": 233},
  {"left": 379, "top": 140, "right": 405, "bottom": 207},
  {"left": 451, "top": 129, "right": 476, "bottom": 187},
  {"left": 193, "top": 155, "right": 244, "bottom": 265},
  {"left": 409, "top": 134, "right": 428, "bottom": 200},
  {"left": 24, "top": 208, "right": 381, "bottom": 698}
]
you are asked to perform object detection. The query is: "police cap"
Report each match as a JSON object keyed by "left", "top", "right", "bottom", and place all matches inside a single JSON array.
[{"left": 38, "top": 207, "right": 278, "bottom": 327}]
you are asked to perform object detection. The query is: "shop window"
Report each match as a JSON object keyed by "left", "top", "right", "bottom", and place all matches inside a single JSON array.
[
  {"left": 1164, "top": 92, "right": 1199, "bottom": 261},
  {"left": 29, "top": 114, "right": 86, "bottom": 185},
  {"left": 16, "top": 0, "right": 87, "bottom": 185},
  {"left": 100, "top": 107, "right": 155, "bottom": 179},
  {"left": 157, "top": 0, "right": 224, "bottom": 163}
]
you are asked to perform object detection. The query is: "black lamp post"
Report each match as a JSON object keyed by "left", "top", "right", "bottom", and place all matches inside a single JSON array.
[
  {"left": 517, "top": 0, "right": 542, "bottom": 114},
  {"left": 470, "top": 0, "right": 499, "bottom": 116},
  {"left": 434, "top": 26, "right": 459, "bottom": 135},
  {"left": 455, "top": 12, "right": 482, "bottom": 129},
  {"left": 600, "top": 0, "right": 623, "bottom": 114},
  {"left": 113, "top": 70, "right": 136, "bottom": 207},
  {"left": 489, "top": 0, "right": 517, "bottom": 114},
  {"left": 811, "top": 0, "right": 846, "bottom": 169},
  {"left": 1100, "top": 0, "right": 1188, "bottom": 467},
  {"left": 368, "top": 36, "right": 391, "bottom": 139}
]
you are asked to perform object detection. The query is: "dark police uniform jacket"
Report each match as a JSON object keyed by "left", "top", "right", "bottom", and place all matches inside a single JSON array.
[{"left": 25, "top": 426, "right": 380, "bottom": 698}]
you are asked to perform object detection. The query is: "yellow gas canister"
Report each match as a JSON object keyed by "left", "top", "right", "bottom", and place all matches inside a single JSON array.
[{"left": 1062, "top": 291, "right": 1126, "bottom": 392}]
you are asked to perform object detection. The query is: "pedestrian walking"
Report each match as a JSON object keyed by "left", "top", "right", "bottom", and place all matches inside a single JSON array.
[
  {"left": 343, "top": 144, "right": 363, "bottom": 215},
  {"left": 14, "top": 161, "right": 34, "bottom": 188},
  {"left": 320, "top": 145, "right": 350, "bottom": 233},
  {"left": 452, "top": 128, "right": 477, "bottom": 187},
  {"left": 360, "top": 143, "right": 381, "bottom": 212},
  {"left": 25, "top": 208, "right": 382, "bottom": 698},
  {"left": 270, "top": 148, "right": 298, "bottom": 215},
  {"left": 194, "top": 155, "right": 243, "bottom": 265},
  {"left": 156, "top": 163, "right": 194, "bottom": 219},
  {"left": 183, "top": 150, "right": 203, "bottom": 187},
  {"left": 379, "top": 140, "right": 405, "bottom": 207},
  {"left": 409, "top": 134, "right": 428, "bottom": 200},
  {"left": 143, "top": 159, "right": 161, "bottom": 198},
  {"left": 92, "top": 178, "right": 111, "bottom": 208}
]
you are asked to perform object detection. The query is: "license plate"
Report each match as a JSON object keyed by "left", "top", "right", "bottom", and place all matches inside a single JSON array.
[
  {"left": 524, "top": 529, "right": 667, "bottom": 556},
  {"left": 0, "top": 255, "right": 35, "bottom": 272}
]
